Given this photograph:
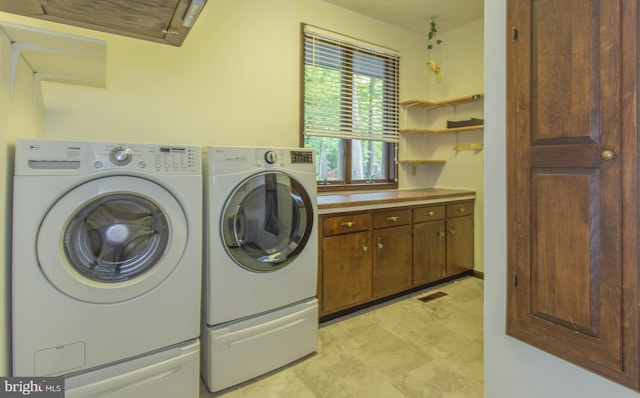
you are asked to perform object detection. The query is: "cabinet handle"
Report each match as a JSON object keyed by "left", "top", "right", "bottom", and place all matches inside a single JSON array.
[
  {"left": 457, "top": 207, "right": 465, "bottom": 213},
  {"left": 361, "top": 240, "right": 368, "bottom": 254},
  {"left": 376, "top": 237, "right": 384, "bottom": 251},
  {"left": 426, "top": 211, "right": 434, "bottom": 216},
  {"left": 386, "top": 216, "right": 400, "bottom": 222},
  {"left": 437, "top": 230, "right": 445, "bottom": 239},
  {"left": 341, "top": 221, "right": 356, "bottom": 228},
  {"left": 448, "top": 227, "right": 455, "bottom": 235}
]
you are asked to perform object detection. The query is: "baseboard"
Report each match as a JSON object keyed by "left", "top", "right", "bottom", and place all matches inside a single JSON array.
[{"left": 470, "top": 270, "right": 484, "bottom": 279}]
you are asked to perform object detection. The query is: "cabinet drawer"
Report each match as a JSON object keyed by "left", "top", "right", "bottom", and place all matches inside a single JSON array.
[
  {"left": 373, "top": 209, "right": 412, "bottom": 229},
  {"left": 413, "top": 205, "right": 445, "bottom": 223},
  {"left": 323, "top": 213, "right": 371, "bottom": 236},
  {"left": 446, "top": 201, "right": 474, "bottom": 218}
]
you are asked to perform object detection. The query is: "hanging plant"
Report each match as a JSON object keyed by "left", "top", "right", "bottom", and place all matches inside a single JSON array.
[
  {"left": 426, "top": 17, "right": 443, "bottom": 82},
  {"left": 427, "top": 17, "right": 442, "bottom": 50}
]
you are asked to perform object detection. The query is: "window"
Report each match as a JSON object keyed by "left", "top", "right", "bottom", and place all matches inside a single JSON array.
[{"left": 302, "top": 25, "right": 399, "bottom": 190}]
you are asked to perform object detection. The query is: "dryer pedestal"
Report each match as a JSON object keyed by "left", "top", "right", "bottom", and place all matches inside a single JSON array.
[{"left": 201, "top": 298, "right": 318, "bottom": 392}]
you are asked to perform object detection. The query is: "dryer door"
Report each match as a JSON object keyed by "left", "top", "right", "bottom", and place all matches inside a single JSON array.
[
  {"left": 37, "top": 176, "right": 187, "bottom": 303},
  {"left": 221, "top": 171, "right": 313, "bottom": 272}
]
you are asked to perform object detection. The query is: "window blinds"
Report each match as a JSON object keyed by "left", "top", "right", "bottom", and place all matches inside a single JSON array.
[{"left": 303, "top": 25, "right": 400, "bottom": 143}]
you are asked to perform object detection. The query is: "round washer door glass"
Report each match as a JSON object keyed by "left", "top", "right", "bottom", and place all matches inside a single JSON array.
[
  {"left": 37, "top": 176, "right": 188, "bottom": 304},
  {"left": 64, "top": 194, "right": 169, "bottom": 282},
  {"left": 221, "top": 171, "right": 313, "bottom": 272}
]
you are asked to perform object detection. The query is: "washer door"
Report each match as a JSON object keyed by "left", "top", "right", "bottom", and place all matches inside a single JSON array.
[
  {"left": 221, "top": 171, "right": 313, "bottom": 272},
  {"left": 37, "top": 176, "right": 187, "bottom": 304}
]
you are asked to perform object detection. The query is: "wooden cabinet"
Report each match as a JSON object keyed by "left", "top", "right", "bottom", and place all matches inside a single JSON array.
[
  {"left": 412, "top": 202, "right": 474, "bottom": 285},
  {"left": 445, "top": 202, "right": 474, "bottom": 275},
  {"left": 319, "top": 199, "right": 475, "bottom": 317},
  {"left": 0, "top": 0, "right": 207, "bottom": 46},
  {"left": 372, "top": 209, "right": 412, "bottom": 298},
  {"left": 412, "top": 205, "right": 446, "bottom": 284},
  {"left": 320, "top": 214, "right": 372, "bottom": 314},
  {"left": 507, "top": 0, "right": 639, "bottom": 389}
]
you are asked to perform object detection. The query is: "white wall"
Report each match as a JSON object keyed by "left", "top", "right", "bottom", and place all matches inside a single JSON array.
[
  {"left": 483, "top": 0, "right": 640, "bottom": 396},
  {"left": 0, "top": 0, "right": 434, "bottom": 376},
  {"left": 0, "top": 26, "right": 45, "bottom": 376},
  {"left": 1, "top": 0, "right": 432, "bottom": 148}
]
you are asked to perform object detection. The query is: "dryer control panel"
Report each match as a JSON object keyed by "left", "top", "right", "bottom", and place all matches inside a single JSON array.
[{"left": 14, "top": 139, "right": 201, "bottom": 176}]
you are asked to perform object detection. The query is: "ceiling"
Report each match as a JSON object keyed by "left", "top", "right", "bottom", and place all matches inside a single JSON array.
[{"left": 321, "top": 0, "right": 484, "bottom": 35}]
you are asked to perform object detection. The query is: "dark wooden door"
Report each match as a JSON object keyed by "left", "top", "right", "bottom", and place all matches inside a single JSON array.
[
  {"left": 372, "top": 225, "right": 412, "bottom": 297},
  {"left": 322, "top": 231, "right": 372, "bottom": 314},
  {"left": 507, "top": 0, "right": 639, "bottom": 387},
  {"left": 413, "top": 220, "right": 446, "bottom": 284}
]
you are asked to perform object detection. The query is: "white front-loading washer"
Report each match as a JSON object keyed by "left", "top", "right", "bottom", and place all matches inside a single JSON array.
[
  {"left": 201, "top": 146, "right": 318, "bottom": 392},
  {"left": 12, "top": 139, "right": 202, "bottom": 381}
]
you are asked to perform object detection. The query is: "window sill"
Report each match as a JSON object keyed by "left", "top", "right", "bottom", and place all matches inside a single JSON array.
[{"left": 317, "top": 182, "right": 398, "bottom": 193}]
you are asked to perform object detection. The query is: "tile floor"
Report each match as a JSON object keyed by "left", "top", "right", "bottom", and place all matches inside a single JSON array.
[{"left": 200, "top": 276, "right": 483, "bottom": 397}]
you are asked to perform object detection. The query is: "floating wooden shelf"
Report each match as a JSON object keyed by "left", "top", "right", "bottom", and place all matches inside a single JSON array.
[
  {"left": 399, "top": 125, "right": 484, "bottom": 135},
  {"left": 398, "top": 159, "right": 446, "bottom": 164},
  {"left": 452, "top": 143, "right": 483, "bottom": 151},
  {"left": 400, "top": 94, "right": 484, "bottom": 109}
]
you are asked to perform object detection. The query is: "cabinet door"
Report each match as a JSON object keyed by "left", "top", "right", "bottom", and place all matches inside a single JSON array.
[
  {"left": 0, "top": 0, "right": 200, "bottom": 46},
  {"left": 507, "top": 0, "right": 638, "bottom": 387},
  {"left": 446, "top": 216, "right": 474, "bottom": 275},
  {"left": 372, "top": 225, "right": 412, "bottom": 298},
  {"left": 322, "top": 231, "right": 372, "bottom": 314},
  {"left": 413, "top": 220, "right": 446, "bottom": 285}
]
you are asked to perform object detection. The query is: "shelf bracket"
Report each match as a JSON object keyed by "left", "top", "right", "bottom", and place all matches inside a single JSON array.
[
  {"left": 12, "top": 42, "right": 98, "bottom": 99},
  {"left": 2, "top": 21, "right": 106, "bottom": 103}
]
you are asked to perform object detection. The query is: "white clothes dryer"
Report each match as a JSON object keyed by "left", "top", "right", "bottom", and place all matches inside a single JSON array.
[
  {"left": 12, "top": 139, "right": 202, "bottom": 378},
  {"left": 201, "top": 146, "right": 319, "bottom": 392},
  {"left": 202, "top": 146, "right": 318, "bottom": 326}
]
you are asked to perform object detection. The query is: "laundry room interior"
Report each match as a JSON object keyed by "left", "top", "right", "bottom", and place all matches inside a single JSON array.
[{"left": 1, "top": 1, "right": 638, "bottom": 398}]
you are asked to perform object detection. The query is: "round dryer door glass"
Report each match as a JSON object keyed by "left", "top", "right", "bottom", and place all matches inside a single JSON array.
[
  {"left": 221, "top": 171, "right": 313, "bottom": 272},
  {"left": 64, "top": 194, "right": 170, "bottom": 282}
]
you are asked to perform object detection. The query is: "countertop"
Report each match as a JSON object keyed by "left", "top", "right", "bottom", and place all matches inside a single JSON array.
[{"left": 317, "top": 188, "right": 476, "bottom": 213}]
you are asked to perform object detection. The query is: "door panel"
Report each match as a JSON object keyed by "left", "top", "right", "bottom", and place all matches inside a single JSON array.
[
  {"left": 322, "top": 231, "right": 372, "bottom": 313},
  {"left": 530, "top": 170, "right": 598, "bottom": 335},
  {"left": 446, "top": 216, "right": 474, "bottom": 276},
  {"left": 373, "top": 225, "right": 412, "bottom": 297},
  {"left": 413, "top": 221, "right": 446, "bottom": 285}
]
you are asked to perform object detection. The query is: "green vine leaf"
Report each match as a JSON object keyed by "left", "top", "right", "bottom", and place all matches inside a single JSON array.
[{"left": 427, "top": 17, "right": 442, "bottom": 50}]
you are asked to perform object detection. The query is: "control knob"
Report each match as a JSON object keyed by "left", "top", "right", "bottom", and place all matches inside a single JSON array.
[
  {"left": 109, "top": 147, "right": 133, "bottom": 166},
  {"left": 264, "top": 151, "right": 277, "bottom": 164}
]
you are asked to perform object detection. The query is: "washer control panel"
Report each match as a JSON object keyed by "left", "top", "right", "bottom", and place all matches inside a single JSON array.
[
  {"left": 15, "top": 139, "right": 200, "bottom": 176},
  {"left": 96, "top": 144, "right": 199, "bottom": 174}
]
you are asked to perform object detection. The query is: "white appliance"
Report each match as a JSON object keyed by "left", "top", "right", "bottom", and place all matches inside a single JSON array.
[
  {"left": 12, "top": 139, "right": 202, "bottom": 395},
  {"left": 201, "top": 146, "right": 318, "bottom": 392}
]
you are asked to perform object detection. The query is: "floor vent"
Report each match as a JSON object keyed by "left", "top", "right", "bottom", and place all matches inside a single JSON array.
[{"left": 417, "top": 291, "right": 448, "bottom": 303}]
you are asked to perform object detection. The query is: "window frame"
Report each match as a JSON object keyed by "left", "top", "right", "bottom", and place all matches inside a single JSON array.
[{"left": 300, "top": 25, "right": 399, "bottom": 192}]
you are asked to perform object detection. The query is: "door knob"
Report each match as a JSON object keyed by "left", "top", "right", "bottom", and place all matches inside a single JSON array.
[{"left": 601, "top": 150, "right": 615, "bottom": 161}]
